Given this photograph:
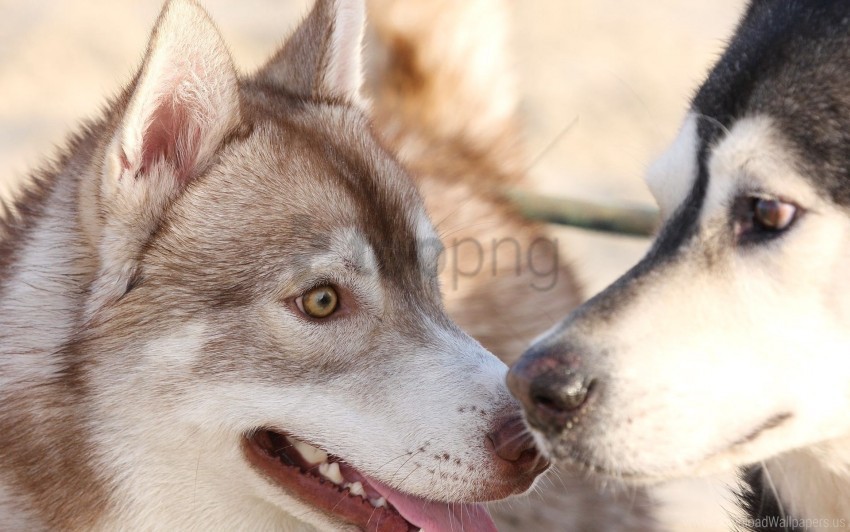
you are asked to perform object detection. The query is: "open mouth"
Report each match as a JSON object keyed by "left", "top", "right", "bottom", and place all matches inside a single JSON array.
[{"left": 243, "top": 430, "right": 497, "bottom": 532}]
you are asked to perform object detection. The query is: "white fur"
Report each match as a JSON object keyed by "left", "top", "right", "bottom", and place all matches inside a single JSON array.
[
  {"left": 310, "top": 226, "right": 380, "bottom": 280},
  {"left": 0, "top": 483, "right": 42, "bottom": 531},
  {"left": 82, "top": 324, "right": 345, "bottom": 531},
  {"left": 764, "top": 443, "right": 850, "bottom": 527},
  {"left": 413, "top": 208, "right": 443, "bottom": 278},
  {"left": 644, "top": 113, "right": 700, "bottom": 220},
  {"left": 0, "top": 177, "right": 84, "bottom": 390},
  {"left": 323, "top": 0, "right": 365, "bottom": 103},
  {"left": 532, "top": 114, "right": 850, "bottom": 529},
  {"left": 85, "top": 274, "right": 512, "bottom": 530}
]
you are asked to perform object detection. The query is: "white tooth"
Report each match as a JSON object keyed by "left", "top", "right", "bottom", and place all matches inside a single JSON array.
[
  {"left": 289, "top": 438, "right": 328, "bottom": 465},
  {"left": 348, "top": 481, "right": 365, "bottom": 497},
  {"left": 369, "top": 497, "right": 387, "bottom": 508},
  {"left": 318, "top": 462, "right": 343, "bottom": 485}
]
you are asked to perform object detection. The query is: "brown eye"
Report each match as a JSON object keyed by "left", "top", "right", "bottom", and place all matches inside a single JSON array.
[
  {"left": 734, "top": 195, "right": 800, "bottom": 245},
  {"left": 753, "top": 198, "right": 797, "bottom": 231},
  {"left": 296, "top": 286, "right": 339, "bottom": 319}
]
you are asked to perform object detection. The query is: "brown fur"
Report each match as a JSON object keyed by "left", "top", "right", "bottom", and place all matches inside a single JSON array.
[
  {"left": 0, "top": 0, "right": 657, "bottom": 529},
  {"left": 0, "top": 0, "right": 532, "bottom": 528},
  {"left": 0, "top": 5, "right": 423, "bottom": 529},
  {"left": 0, "top": 117, "right": 118, "bottom": 530}
]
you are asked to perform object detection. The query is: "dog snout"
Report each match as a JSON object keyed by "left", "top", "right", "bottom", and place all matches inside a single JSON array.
[
  {"left": 486, "top": 415, "right": 550, "bottom": 478},
  {"left": 507, "top": 345, "right": 597, "bottom": 432}
]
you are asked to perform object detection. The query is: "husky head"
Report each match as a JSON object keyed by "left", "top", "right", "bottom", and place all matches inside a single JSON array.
[
  {"left": 56, "top": 0, "right": 546, "bottom": 529},
  {"left": 509, "top": 0, "right": 850, "bottom": 484}
]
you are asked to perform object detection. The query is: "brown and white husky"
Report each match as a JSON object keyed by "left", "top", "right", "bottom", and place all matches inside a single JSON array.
[
  {"left": 0, "top": 0, "right": 553, "bottom": 529},
  {"left": 0, "top": 0, "right": 656, "bottom": 529}
]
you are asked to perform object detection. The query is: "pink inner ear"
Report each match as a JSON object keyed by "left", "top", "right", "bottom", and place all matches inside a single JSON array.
[{"left": 139, "top": 98, "right": 202, "bottom": 187}]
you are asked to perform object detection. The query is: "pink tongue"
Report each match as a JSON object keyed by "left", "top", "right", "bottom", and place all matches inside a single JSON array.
[{"left": 369, "top": 478, "right": 497, "bottom": 532}]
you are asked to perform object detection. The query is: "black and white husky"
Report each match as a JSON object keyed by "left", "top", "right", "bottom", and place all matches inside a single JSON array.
[{"left": 509, "top": 1, "right": 850, "bottom": 530}]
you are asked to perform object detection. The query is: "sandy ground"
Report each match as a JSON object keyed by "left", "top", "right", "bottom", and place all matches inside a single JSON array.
[{"left": 0, "top": 0, "right": 748, "bottom": 530}]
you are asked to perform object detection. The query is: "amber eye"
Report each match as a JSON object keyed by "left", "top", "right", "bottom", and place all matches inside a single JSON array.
[
  {"left": 753, "top": 198, "right": 797, "bottom": 231},
  {"left": 296, "top": 286, "right": 339, "bottom": 319}
]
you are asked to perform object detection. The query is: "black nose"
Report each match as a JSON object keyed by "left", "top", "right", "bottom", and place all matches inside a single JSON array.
[
  {"left": 507, "top": 346, "right": 596, "bottom": 430},
  {"left": 530, "top": 370, "right": 594, "bottom": 413}
]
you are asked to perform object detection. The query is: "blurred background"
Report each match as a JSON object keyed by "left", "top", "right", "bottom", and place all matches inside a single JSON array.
[
  {"left": 0, "top": 0, "right": 747, "bottom": 529},
  {"left": 0, "top": 0, "right": 746, "bottom": 294}
]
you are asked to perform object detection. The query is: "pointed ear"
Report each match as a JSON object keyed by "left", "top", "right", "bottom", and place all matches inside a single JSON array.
[
  {"left": 255, "top": 0, "right": 365, "bottom": 103},
  {"left": 92, "top": 0, "right": 240, "bottom": 306},
  {"left": 112, "top": 0, "right": 240, "bottom": 188}
]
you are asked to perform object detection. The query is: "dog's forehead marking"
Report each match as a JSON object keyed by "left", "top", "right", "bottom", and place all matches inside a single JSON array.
[
  {"left": 706, "top": 115, "right": 777, "bottom": 198},
  {"left": 290, "top": 226, "right": 380, "bottom": 288},
  {"left": 325, "top": 227, "right": 379, "bottom": 275},
  {"left": 278, "top": 107, "right": 428, "bottom": 289},
  {"left": 645, "top": 113, "right": 700, "bottom": 219}
]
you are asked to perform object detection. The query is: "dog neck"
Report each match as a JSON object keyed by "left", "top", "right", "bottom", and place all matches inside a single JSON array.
[
  {"left": 0, "top": 123, "right": 115, "bottom": 528},
  {"left": 0, "top": 165, "right": 93, "bottom": 378}
]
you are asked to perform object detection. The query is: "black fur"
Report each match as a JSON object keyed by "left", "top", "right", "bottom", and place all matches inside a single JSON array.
[
  {"left": 736, "top": 466, "right": 803, "bottom": 532},
  {"left": 650, "top": 0, "right": 850, "bottom": 257},
  {"left": 699, "top": 0, "right": 850, "bottom": 206},
  {"left": 668, "top": 0, "right": 850, "bottom": 244}
]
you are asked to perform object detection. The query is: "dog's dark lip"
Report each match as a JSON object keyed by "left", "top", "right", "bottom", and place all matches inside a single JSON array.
[
  {"left": 730, "top": 412, "right": 793, "bottom": 449},
  {"left": 242, "top": 430, "right": 416, "bottom": 532}
]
